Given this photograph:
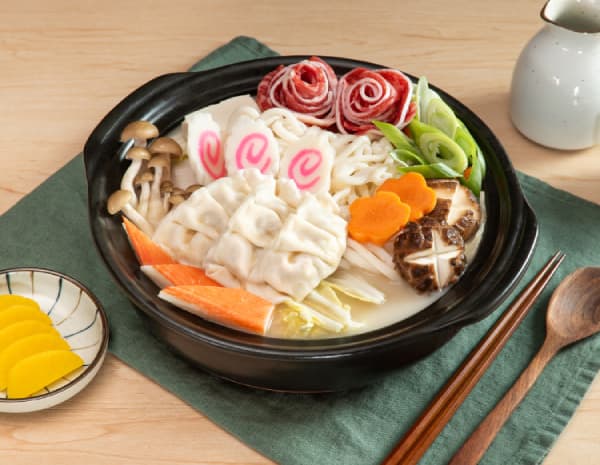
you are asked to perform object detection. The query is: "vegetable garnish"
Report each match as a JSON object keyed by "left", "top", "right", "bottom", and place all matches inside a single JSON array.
[
  {"left": 324, "top": 271, "right": 385, "bottom": 304},
  {"left": 278, "top": 282, "right": 364, "bottom": 335},
  {"left": 396, "top": 162, "right": 461, "bottom": 179},
  {"left": 373, "top": 76, "right": 486, "bottom": 196},
  {"left": 455, "top": 121, "right": 486, "bottom": 196},
  {"left": 376, "top": 172, "right": 437, "bottom": 222},
  {"left": 348, "top": 191, "right": 410, "bottom": 246},
  {"left": 408, "top": 119, "right": 468, "bottom": 173},
  {"left": 416, "top": 76, "right": 459, "bottom": 137}
]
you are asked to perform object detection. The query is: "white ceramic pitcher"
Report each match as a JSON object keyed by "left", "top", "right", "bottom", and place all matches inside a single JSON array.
[{"left": 510, "top": 0, "right": 600, "bottom": 150}]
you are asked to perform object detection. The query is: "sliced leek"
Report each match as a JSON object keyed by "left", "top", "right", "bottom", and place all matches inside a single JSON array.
[{"left": 408, "top": 119, "right": 468, "bottom": 173}]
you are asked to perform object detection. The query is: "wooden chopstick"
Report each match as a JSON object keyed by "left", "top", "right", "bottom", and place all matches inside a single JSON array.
[{"left": 380, "top": 251, "right": 566, "bottom": 465}]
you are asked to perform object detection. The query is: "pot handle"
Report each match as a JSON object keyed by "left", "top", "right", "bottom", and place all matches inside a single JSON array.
[
  {"left": 461, "top": 198, "right": 539, "bottom": 326},
  {"left": 429, "top": 197, "right": 539, "bottom": 331}
]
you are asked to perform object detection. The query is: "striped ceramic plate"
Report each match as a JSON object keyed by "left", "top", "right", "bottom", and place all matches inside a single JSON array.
[{"left": 0, "top": 268, "right": 109, "bottom": 412}]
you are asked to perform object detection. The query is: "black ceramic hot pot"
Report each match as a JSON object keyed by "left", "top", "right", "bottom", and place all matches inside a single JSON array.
[{"left": 83, "top": 56, "right": 538, "bottom": 392}]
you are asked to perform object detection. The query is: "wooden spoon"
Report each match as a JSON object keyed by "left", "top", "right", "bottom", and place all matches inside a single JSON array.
[{"left": 449, "top": 267, "right": 600, "bottom": 465}]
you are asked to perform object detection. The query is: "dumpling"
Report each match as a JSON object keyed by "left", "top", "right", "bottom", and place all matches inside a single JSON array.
[
  {"left": 206, "top": 174, "right": 252, "bottom": 216},
  {"left": 295, "top": 194, "right": 347, "bottom": 249},
  {"left": 276, "top": 214, "right": 343, "bottom": 266},
  {"left": 153, "top": 169, "right": 347, "bottom": 303},
  {"left": 176, "top": 188, "right": 229, "bottom": 236},
  {"left": 205, "top": 232, "right": 255, "bottom": 280},
  {"left": 229, "top": 198, "right": 283, "bottom": 248},
  {"left": 152, "top": 170, "right": 257, "bottom": 266},
  {"left": 250, "top": 250, "right": 324, "bottom": 301},
  {"left": 204, "top": 263, "right": 240, "bottom": 289},
  {"left": 151, "top": 221, "right": 210, "bottom": 266}
]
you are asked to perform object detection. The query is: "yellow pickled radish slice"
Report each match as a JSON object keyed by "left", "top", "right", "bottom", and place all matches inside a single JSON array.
[
  {"left": 7, "top": 350, "right": 84, "bottom": 399},
  {"left": 0, "top": 295, "right": 41, "bottom": 312},
  {"left": 0, "top": 333, "right": 70, "bottom": 390},
  {"left": 0, "top": 305, "right": 51, "bottom": 330},
  {"left": 0, "top": 320, "right": 59, "bottom": 353}
]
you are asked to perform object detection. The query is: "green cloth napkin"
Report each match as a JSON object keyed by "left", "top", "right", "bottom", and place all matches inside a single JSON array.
[{"left": 2, "top": 36, "right": 600, "bottom": 465}]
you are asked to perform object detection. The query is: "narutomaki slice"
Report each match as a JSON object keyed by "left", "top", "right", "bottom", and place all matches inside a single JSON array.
[
  {"left": 257, "top": 56, "right": 337, "bottom": 127},
  {"left": 159, "top": 285, "right": 275, "bottom": 335},
  {"left": 336, "top": 67, "right": 414, "bottom": 135},
  {"left": 122, "top": 216, "right": 176, "bottom": 266}
]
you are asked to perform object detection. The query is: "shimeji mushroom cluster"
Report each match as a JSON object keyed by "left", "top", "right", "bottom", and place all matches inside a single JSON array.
[{"left": 107, "top": 121, "right": 200, "bottom": 235}]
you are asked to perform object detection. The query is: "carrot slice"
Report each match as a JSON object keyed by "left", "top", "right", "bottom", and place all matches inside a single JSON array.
[
  {"left": 377, "top": 172, "right": 437, "bottom": 221},
  {"left": 142, "top": 264, "right": 222, "bottom": 288},
  {"left": 159, "top": 285, "right": 274, "bottom": 335},
  {"left": 122, "top": 216, "right": 176, "bottom": 265},
  {"left": 348, "top": 191, "right": 411, "bottom": 246},
  {"left": 463, "top": 166, "right": 473, "bottom": 180}
]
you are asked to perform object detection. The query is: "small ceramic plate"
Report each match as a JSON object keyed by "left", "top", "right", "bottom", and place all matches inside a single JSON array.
[{"left": 0, "top": 268, "right": 109, "bottom": 413}]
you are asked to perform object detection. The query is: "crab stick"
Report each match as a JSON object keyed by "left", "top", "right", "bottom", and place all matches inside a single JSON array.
[
  {"left": 122, "top": 217, "right": 176, "bottom": 266},
  {"left": 141, "top": 264, "right": 221, "bottom": 288},
  {"left": 159, "top": 285, "right": 274, "bottom": 335}
]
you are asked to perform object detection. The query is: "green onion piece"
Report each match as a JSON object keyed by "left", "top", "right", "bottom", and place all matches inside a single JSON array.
[
  {"left": 408, "top": 119, "right": 468, "bottom": 173},
  {"left": 416, "top": 76, "right": 459, "bottom": 138},
  {"left": 373, "top": 120, "right": 419, "bottom": 152},
  {"left": 415, "top": 76, "right": 431, "bottom": 122},
  {"left": 390, "top": 149, "right": 426, "bottom": 166},
  {"left": 461, "top": 147, "right": 486, "bottom": 196},
  {"left": 426, "top": 98, "right": 459, "bottom": 138},
  {"left": 397, "top": 163, "right": 461, "bottom": 178},
  {"left": 454, "top": 120, "right": 477, "bottom": 158},
  {"left": 455, "top": 121, "right": 486, "bottom": 196}
]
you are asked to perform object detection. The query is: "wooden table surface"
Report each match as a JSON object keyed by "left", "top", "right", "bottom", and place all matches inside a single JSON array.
[{"left": 1, "top": 0, "right": 599, "bottom": 463}]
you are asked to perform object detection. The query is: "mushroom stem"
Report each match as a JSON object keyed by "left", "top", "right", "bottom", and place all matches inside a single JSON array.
[
  {"left": 147, "top": 153, "right": 172, "bottom": 226},
  {"left": 120, "top": 147, "right": 152, "bottom": 209},
  {"left": 120, "top": 158, "right": 143, "bottom": 208},
  {"left": 122, "top": 204, "right": 154, "bottom": 237},
  {"left": 147, "top": 166, "right": 166, "bottom": 225},
  {"left": 107, "top": 189, "right": 154, "bottom": 236},
  {"left": 160, "top": 181, "right": 173, "bottom": 212},
  {"left": 138, "top": 182, "right": 151, "bottom": 218},
  {"left": 134, "top": 170, "right": 154, "bottom": 219}
]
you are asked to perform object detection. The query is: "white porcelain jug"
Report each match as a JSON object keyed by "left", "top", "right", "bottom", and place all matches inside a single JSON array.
[{"left": 510, "top": 0, "right": 600, "bottom": 150}]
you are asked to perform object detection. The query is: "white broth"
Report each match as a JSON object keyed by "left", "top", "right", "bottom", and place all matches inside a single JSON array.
[{"left": 267, "top": 227, "right": 482, "bottom": 339}]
